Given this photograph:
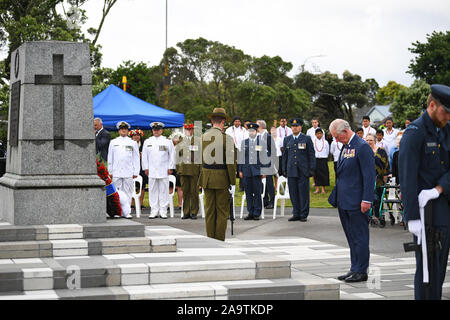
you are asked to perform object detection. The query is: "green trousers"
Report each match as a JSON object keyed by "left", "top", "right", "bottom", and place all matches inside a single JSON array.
[
  {"left": 204, "top": 188, "right": 230, "bottom": 241},
  {"left": 180, "top": 175, "right": 199, "bottom": 216}
]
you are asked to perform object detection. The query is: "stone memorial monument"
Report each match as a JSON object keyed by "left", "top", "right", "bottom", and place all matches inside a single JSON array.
[{"left": 0, "top": 41, "right": 106, "bottom": 225}]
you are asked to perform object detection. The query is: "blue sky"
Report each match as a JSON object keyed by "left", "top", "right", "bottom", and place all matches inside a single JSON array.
[{"left": 82, "top": 0, "right": 450, "bottom": 87}]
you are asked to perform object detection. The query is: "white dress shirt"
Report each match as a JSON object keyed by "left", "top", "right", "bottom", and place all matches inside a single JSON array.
[
  {"left": 306, "top": 126, "right": 320, "bottom": 140},
  {"left": 107, "top": 136, "right": 140, "bottom": 178},
  {"left": 313, "top": 136, "right": 330, "bottom": 158},
  {"left": 276, "top": 125, "right": 293, "bottom": 141},
  {"left": 225, "top": 125, "right": 248, "bottom": 151},
  {"left": 330, "top": 139, "right": 343, "bottom": 162},
  {"left": 362, "top": 126, "right": 376, "bottom": 138},
  {"left": 142, "top": 136, "right": 175, "bottom": 179}
]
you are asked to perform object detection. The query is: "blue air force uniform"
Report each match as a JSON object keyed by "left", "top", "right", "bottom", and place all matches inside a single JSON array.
[
  {"left": 399, "top": 84, "right": 450, "bottom": 300},
  {"left": 282, "top": 119, "right": 316, "bottom": 220},
  {"left": 238, "top": 123, "right": 265, "bottom": 219}
]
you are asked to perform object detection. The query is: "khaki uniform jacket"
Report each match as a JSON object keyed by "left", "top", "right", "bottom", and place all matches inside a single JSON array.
[
  {"left": 176, "top": 135, "right": 201, "bottom": 176},
  {"left": 198, "top": 127, "right": 237, "bottom": 189}
]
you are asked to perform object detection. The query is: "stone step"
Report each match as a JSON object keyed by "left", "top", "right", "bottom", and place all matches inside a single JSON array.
[
  {"left": 0, "top": 278, "right": 340, "bottom": 300},
  {"left": 0, "top": 236, "right": 176, "bottom": 259},
  {"left": 0, "top": 220, "right": 145, "bottom": 242},
  {"left": 0, "top": 254, "right": 291, "bottom": 293}
]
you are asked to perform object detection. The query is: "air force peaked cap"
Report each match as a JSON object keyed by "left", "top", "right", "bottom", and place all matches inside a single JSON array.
[
  {"left": 431, "top": 84, "right": 450, "bottom": 113},
  {"left": 290, "top": 118, "right": 304, "bottom": 126},
  {"left": 247, "top": 123, "right": 259, "bottom": 130}
]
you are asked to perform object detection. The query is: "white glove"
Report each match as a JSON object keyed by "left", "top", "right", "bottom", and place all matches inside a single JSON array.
[
  {"left": 229, "top": 185, "right": 236, "bottom": 195},
  {"left": 408, "top": 219, "right": 422, "bottom": 245},
  {"left": 418, "top": 188, "right": 440, "bottom": 208}
]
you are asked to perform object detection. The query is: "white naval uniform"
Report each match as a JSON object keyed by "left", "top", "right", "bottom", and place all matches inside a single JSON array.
[
  {"left": 142, "top": 136, "right": 175, "bottom": 217},
  {"left": 107, "top": 136, "right": 140, "bottom": 217},
  {"left": 362, "top": 126, "right": 376, "bottom": 138},
  {"left": 225, "top": 125, "right": 248, "bottom": 151}
]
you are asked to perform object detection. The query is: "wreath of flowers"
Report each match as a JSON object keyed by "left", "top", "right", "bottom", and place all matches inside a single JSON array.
[{"left": 96, "top": 154, "right": 122, "bottom": 218}]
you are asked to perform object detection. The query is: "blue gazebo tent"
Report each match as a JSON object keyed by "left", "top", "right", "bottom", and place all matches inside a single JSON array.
[{"left": 93, "top": 85, "right": 184, "bottom": 130}]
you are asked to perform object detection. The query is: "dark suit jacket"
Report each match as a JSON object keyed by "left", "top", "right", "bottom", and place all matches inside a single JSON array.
[
  {"left": 282, "top": 133, "right": 316, "bottom": 178},
  {"left": 336, "top": 134, "right": 376, "bottom": 211},
  {"left": 96, "top": 128, "right": 111, "bottom": 162}
]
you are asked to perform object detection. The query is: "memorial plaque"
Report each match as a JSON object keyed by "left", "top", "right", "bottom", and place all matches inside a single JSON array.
[{"left": 9, "top": 80, "right": 21, "bottom": 147}]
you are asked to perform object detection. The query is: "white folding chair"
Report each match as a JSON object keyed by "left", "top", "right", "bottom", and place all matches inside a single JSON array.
[
  {"left": 132, "top": 175, "right": 143, "bottom": 218},
  {"left": 273, "top": 176, "right": 290, "bottom": 219},
  {"left": 240, "top": 177, "right": 266, "bottom": 219},
  {"left": 168, "top": 175, "right": 176, "bottom": 218},
  {"left": 199, "top": 188, "right": 206, "bottom": 218}
]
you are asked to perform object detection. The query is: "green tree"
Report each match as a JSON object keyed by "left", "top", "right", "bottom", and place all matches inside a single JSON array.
[
  {"left": 251, "top": 55, "right": 293, "bottom": 87},
  {"left": 376, "top": 80, "right": 406, "bottom": 105},
  {"left": 408, "top": 31, "right": 450, "bottom": 85},
  {"left": 390, "top": 80, "right": 430, "bottom": 125}
]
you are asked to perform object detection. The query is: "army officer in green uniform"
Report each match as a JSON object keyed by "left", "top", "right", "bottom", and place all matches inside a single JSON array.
[
  {"left": 177, "top": 123, "right": 202, "bottom": 219},
  {"left": 199, "top": 108, "right": 237, "bottom": 241}
]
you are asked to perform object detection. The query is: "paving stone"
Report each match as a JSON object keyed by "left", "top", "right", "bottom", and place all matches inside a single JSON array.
[
  {"left": 22, "top": 268, "right": 53, "bottom": 278},
  {"left": 23, "top": 278, "right": 53, "bottom": 291},
  {"left": 121, "top": 274, "right": 149, "bottom": 286}
]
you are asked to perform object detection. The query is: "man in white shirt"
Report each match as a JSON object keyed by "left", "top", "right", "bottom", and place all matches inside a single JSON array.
[
  {"left": 362, "top": 116, "right": 376, "bottom": 138},
  {"left": 306, "top": 118, "right": 320, "bottom": 140},
  {"left": 107, "top": 121, "right": 141, "bottom": 219},
  {"left": 142, "top": 122, "right": 175, "bottom": 219},
  {"left": 225, "top": 116, "right": 248, "bottom": 151},
  {"left": 276, "top": 116, "right": 293, "bottom": 143},
  {"left": 382, "top": 117, "right": 399, "bottom": 156}
]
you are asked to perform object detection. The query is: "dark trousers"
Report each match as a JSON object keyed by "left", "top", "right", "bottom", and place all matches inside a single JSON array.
[
  {"left": 288, "top": 175, "right": 310, "bottom": 218},
  {"left": 263, "top": 175, "right": 275, "bottom": 206},
  {"left": 244, "top": 176, "right": 263, "bottom": 217},
  {"left": 338, "top": 208, "right": 370, "bottom": 274},
  {"left": 413, "top": 228, "right": 449, "bottom": 300}
]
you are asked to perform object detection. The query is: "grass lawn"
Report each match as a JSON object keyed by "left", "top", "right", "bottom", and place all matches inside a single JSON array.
[{"left": 142, "top": 162, "right": 335, "bottom": 209}]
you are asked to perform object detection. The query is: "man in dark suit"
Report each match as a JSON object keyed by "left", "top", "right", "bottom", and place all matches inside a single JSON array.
[
  {"left": 256, "top": 120, "right": 276, "bottom": 209},
  {"left": 282, "top": 118, "right": 316, "bottom": 222},
  {"left": 329, "top": 119, "right": 376, "bottom": 283},
  {"left": 238, "top": 123, "right": 265, "bottom": 221},
  {"left": 94, "top": 118, "right": 111, "bottom": 162}
]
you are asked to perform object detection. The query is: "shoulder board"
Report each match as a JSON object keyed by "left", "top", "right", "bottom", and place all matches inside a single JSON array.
[{"left": 406, "top": 124, "right": 419, "bottom": 130}]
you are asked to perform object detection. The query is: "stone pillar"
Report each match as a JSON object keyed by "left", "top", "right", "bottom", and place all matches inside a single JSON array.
[{"left": 0, "top": 41, "right": 106, "bottom": 225}]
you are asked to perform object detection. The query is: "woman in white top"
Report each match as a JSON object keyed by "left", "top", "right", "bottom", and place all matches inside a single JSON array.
[{"left": 312, "top": 128, "right": 330, "bottom": 194}]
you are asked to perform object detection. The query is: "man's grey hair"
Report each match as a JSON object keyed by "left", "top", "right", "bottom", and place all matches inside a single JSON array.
[
  {"left": 257, "top": 120, "right": 267, "bottom": 129},
  {"left": 94, "top": 118, "right": 103, "bottom": 124},
  {"left": 329, "top": 119, "right": 350, "bottom": 135}
]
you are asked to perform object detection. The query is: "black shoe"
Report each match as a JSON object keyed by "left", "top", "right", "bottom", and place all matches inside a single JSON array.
[
  {"left": 300, "top": 217, "right": 308, "bottom": 222},
  {"left": 190, "top": 215, "right": 197, "bottom": 220},
  {"left": 265, "top": 204, "right": 274, "bottom": 209},
  {"left": 345, "top": 272, "right": 368, "bottom": 283},
  {"left": 181, "top": 214, "right": 191, "bottom": 220},
  {"left": 337, "top": 271, "right": 355, "bottom": 281},
  {"left": 288, "top": 216, "right": 301, "bottom": 221},
  {"left": 253, "top": 216, "right": 260, "bottom": 221},
  {"left": 244, "top": 215, "right": 254, "bottom": 220}
]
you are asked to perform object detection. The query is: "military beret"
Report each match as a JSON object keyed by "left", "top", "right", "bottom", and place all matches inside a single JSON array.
[
  {"left": 116, "top": 121, "right": 130, "bottom": 130},
  {"left": 247, "top": 123, "right": 259, "bottom": 130},
  {"left": 290, "top": 118, "right": 304, "bottom": 126},
  {"left": 150, "top": 122, "right": 165, "bottom": 129},
  {"left": 431, "top": 84, "right": 450, "bottom": 113}
]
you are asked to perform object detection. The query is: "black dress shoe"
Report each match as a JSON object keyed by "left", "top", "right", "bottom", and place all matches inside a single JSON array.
[
  {"left": 181, "top": 215, "right": 191, "bottom": 220},
  {"left": 300, "top": 217, "right": 307, "bottom": 222},
  {"left": 288, "top": 216, "right": 301, "bottom": 221},
  {"left": 244, "top": 215, "right": 254, "bottom": 220},
  {"left": 337, "top": 271, "right": 355, "bottom": 281},
  {"left": 345, "top": 272, "right": 368, "bottom": 283},
  {"left": 253, "top": 216, "right": 260, "bottom": 221},
  {"left": 190, "top": 215, "right": 197, "bottom": 220},
  {"left": 265, "top": 204, "right": 274, "bottom": 209}
]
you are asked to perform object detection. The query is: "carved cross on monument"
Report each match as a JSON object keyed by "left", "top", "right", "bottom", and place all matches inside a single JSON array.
[{"left": 35, "top": 54, "right": 82, "bottom": 150}]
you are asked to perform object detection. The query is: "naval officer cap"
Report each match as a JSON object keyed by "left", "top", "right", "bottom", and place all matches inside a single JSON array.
[
  {"left": 150, "top": 122, "right": 165, "bottom": 130},
  {"left": 247, "top": 123, "right": 259, "bottom": 131},
  {"left": 116, "top": 121, "right": 130, "bottom": 130},
  {"left": 431, "top": 84, "right": 450, "bottom": 113},
  {"left": 290, "top": 118, "right": 304, "bottom": 126}
]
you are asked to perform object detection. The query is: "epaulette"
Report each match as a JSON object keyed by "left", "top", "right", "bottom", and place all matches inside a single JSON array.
[{"left": 406, "top": 124, "right": 419, "bottom": 130}]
